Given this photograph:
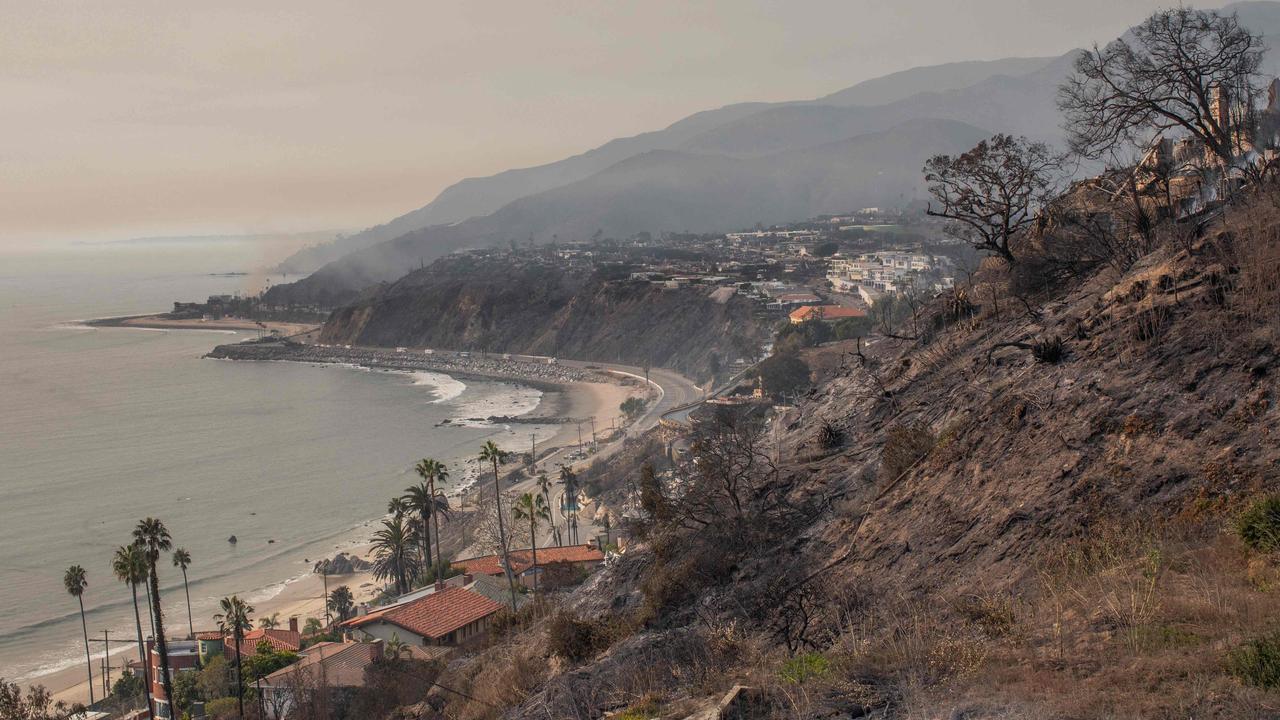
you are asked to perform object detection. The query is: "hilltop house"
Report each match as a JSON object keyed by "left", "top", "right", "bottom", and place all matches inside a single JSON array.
[
  {"left": 788, "top": 305, "right": 866, "bottom": 324},
  {"left": 341, "top": 586, "right": 502, "bottom": 648},
  {"left": 452, "top": 544, "right": 606, "bottom": 589}
]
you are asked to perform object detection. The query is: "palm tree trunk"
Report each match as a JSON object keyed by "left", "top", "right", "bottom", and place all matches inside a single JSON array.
[
  {"left": 492, "top": 459, "right": 518, "bottom": 612},
  {"left": 430, "top": 475, "right": 443, "bottom": 580},
  {"left": 148, "top": 565, "right": 174, "bottom": 714},
  {"left": 529, "top": 520, "right": 538, "bottom": 593},
  {"left": 78, "top": 595, "right": 95, "bottom": 705},
  {"left": 421, "top": 514, "right": 433, "bottom": 582},
  {"left": 144, "top": 581, "right": 156, "bottom": 640},
  {"left": 129, "top": 583, "right": 152, "bottom": 713},
  {"left": 234, "top": 631, "right": 245, "bottom": 719},
  {"left": 182, "top": 569, "right": 194, "bottom": 643}
]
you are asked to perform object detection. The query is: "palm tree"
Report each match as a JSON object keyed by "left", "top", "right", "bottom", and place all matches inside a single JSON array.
[
  {"left": 63, "top": 565, "right": 94, "bottom": 705},
  {"left": 258, "top": 612, "right": 280, "bottom": 630},
  {"left": 387, "top": 496, "right": 408, "bottom": 518},
  {"left": 480, "top": 441, "right": 519, "bottom": 611},
  {"left": 402, "top": 479, "right": 435, "bottom": 578},
  {"left": 559, "top": 467, "right": 580, "bottom": 545},
  {"left": 302, "top": 617, "right": 324, "bottom": 636},
  {"left": 327, "top": 586, "right": 355, "bottom": 623},
  {"left": 536, "top": 472, "right": 561, "bottom": 547},
  {"left": 112, "top": 545, "right": 152, "bottom": 712},
  {"left": 171, "top": 548, "right": 194, "bottom": 641},
  {"left": 216, "top": 595, "right": 253, "bottom": 719},
  {"left": 371, "top": 516, "right": 419, "bottom": 595},
  {"left": 512, "top": 493, "right": 551, "bottom": 592},
  {"left": 133, "top": 517, "right": 174, "bottom": 709},
  {"left": 411, "top": 459, "right": 453, "bottom": 580}
]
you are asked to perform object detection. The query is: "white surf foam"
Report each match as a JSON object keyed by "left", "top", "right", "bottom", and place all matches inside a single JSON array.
[{"left": 410, "top": 371, "right": 467, "bottom": 404}]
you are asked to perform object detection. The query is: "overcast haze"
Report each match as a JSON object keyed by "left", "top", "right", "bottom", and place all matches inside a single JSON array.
[{"left": 4, "top": 0, "right": 1180, "bottom": 246}]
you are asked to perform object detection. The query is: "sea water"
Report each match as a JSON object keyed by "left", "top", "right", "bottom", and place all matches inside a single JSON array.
[{"left": 0, "top": 240, "right": 553, "bottom": 684}]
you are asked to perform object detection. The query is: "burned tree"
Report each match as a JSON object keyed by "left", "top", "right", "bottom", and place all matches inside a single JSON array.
[
  {"left": 1059, "top": 8, "right": 1265, "bottom": 173},
  {"left": 924, "top": 134, "right": 1061, "bottom": 265}
]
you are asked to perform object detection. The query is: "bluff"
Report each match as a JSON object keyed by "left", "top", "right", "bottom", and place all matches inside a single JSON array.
[{"left": 318, "top": 254, "right": 764, "bottom": 381}]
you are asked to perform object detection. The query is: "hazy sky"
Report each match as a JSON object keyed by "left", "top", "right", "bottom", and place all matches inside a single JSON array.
[{"left": 4, "top": 0, "right": 1181, "bottom": 245}]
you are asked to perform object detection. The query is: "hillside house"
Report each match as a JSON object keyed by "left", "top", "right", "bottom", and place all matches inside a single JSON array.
[
  {"left": 341, "top": 586, "right": 502, "bottom": 648},
  {"left": 452, "top": 544, "right": 606, "bottom": 588}
]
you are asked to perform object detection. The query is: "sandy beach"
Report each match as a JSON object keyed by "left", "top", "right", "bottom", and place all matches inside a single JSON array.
[{"left": 28, "top": 352, "right": 645, "bottom": 706}]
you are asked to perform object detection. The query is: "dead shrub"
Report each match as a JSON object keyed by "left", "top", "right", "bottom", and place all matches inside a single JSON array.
[
  {"left": 546, "top": 610, "right": 614, "bottom": 663},
  {"left": 880, "top": 422, "right": 936, "bottom": 482},
  {"left": 1032, "top": 335, "right": 1065, "bottom": 363}
]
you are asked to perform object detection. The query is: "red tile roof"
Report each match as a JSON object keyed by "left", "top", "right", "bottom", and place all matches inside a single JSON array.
[
  {"left": 342, "top": 586, "right": 502, "bottom": 640},
  {"left": 452, "top": 544, "right": 605, "bottom": 577},
  {"left": 262, "top": 641, "right": 380, "bottom": 688},
  {"left": 789, "top": 305, "right": 866, "bottom": 323},
  {"left": 220, "top": 628, "right": 302, "bottom": 658}
]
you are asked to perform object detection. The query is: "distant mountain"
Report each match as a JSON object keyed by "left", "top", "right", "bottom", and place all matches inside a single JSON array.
[
  {"left": 271, "top": 1, "right": 1280, "bottom": 302},
  {"left": 265, "top": 119, "right": 988, "bottom": 306},
  {"left": 274, "top": 55, "right": 1052, "bottom": 273},
  {"left": 814, "top": 56, "right": 1057, "bottom": 107}
]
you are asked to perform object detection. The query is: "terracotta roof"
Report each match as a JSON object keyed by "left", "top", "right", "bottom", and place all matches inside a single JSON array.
[
  {"left": 194, "top": 631, "right": 223, "bottom": 641},
  {"left": 262, "top": 641, "right": 380, "bottom": 689},
  {"left": 789, "top": 305, "right": 866, "bottom": 322},
  {"left": 341, "top": 586, "right": 502, "bottom": 640},
  {"left": 225, "top": 628, "right": 302, "bottom": 658},
  {"left": 452, "top": 544, "right": 605, "bottom": 577}
]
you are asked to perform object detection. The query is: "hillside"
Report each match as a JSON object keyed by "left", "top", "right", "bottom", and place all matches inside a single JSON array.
[
  {"left": 416, "top": 185, "right": 1280, "bottom": 719},
  {"left": 318, "top": 254, "right": 765, "bottom": 380}
]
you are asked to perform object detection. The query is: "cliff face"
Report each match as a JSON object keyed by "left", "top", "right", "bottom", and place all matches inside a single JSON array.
[{"left": 318, "top": 255, "right": 763, "bottom": 380}]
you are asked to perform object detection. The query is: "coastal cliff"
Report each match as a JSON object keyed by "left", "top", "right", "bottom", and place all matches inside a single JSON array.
[{"left": 317, "top": 253, "right": 765, "bottom": 380}]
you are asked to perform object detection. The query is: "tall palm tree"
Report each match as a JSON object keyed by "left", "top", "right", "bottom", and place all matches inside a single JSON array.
[
  {"left": 536, "top": 472, "right": 561, "bottom": 547},
  {"left": 480, "top": 441, "right": 519, "bottom": 611},
  {"left": 216, "top": 595, "right": 253, "bottom": 720},
  {"left": 258, "top": 612, "right": 280, "bottom": 630},
  {"left": 402, "top": 478, "right": 435, "bottom": 578},
  {"left": 512, "top": 493, "right": 551, "bottom": 592},
  {"left": 133, "top": 518, "right": 174, "bottom": 709},
  {"left": 171, "top": 548, "right": 194, "bottom": 641},
  {"left": 412, "top": 459, "right": 453, "bottom": 579},
  {"left": 63, "top": 565, "right": 94, "bottom": 705},
  {"left": 371, "top": 516, "right": 419, "bottom": 595},
  {"left": 559, "top": 466, "right": 580, "bottom": 545},
  {"left": 112, "top": 545, "right": 152, "bottom": 712},
  {"left": 327, "top": 586, "right": 355, "bottom": 623}
]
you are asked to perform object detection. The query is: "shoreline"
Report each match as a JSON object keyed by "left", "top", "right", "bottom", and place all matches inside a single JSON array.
[
  {"left": 86, "top": 313, "right": 319, "bottom": 337},
  {"left": 23, "top": 335, "right": 636, "bottom": 705}
]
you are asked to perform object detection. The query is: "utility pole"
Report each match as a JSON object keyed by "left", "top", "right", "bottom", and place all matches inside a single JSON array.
[
  {"left": 577, "top": 422, "right": 583, "bottom": 448},
  {"left": 322, "top": 568, "right": 331, "bottom": 626},
  {"left": 87, "top": 630, "right": 118, "bottom": 699},
  {"left": 530, "top": 433, "right": 537, "bottom": 465},
  {"left": 590, "top": 416, "right": 597, "bottom": 450}
]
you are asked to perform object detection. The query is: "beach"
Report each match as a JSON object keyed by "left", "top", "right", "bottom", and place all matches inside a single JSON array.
[{"left": 88, "top": 313, "right": 319, "bottom": 337}]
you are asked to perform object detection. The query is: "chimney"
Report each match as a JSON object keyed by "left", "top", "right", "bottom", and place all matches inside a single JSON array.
[
  {"left": 463, "top": 573, "right": 474, "bottom": 585},
  {"left": 288, "top": 616, "right": 299, "bottom": 634}
]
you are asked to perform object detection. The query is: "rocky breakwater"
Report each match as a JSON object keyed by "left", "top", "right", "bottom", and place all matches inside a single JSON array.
[
  {"left": 313, "top": 552, "right": 372, "bottom": 575},
  {"left": 206, "top": 338, "right": 593, "bottom": 384}
]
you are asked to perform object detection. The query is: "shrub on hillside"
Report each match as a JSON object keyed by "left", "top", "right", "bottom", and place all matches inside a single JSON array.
[
  {"left": 1228, "top": 632, "right": 1280, "bottom": 688},
  {"left": 1032, "top": 336, "right": 1065, "bottom": 364},
  {"left": 546, "top": 611, "right": 611, "bottom": 663},
  {"left": 881, "top": 422, "right": 936, "bottom": 482},
  {"left": 1236, "top": 496, "right": 1280, "bottom": 552}
]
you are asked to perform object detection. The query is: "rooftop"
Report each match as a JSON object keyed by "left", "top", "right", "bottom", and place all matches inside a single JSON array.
[
  {"left": 341, "top": 586, "right": 502, "bottom": 640},
  {"left": 452, "top": 544, "right": 605, "bottom": 577}
]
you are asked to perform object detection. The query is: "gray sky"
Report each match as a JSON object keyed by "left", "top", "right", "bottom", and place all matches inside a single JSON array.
[{"left": 3, "top": 0, "right": 1178, "bottom": 245}]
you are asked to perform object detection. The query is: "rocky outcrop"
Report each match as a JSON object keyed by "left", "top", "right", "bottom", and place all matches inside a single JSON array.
[{"left": 314, "top": 552, "right": 372, "bottom": 575}]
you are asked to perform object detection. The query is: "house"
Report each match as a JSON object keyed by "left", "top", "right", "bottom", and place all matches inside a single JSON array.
[
  {"left": 196, "top": 619, "right": 302, "bottom": 662},
  {"left": 258, "top": 640, "right": 380, "bottom": 718},
  {"left": 145, "top": 639, "right": 201, "bottom": 719},
  {"left": 451, "top": 544, "right": 606, "bottom": 588},
  {"left": 341, "top": 586, "right": 502, "bottom": 648},
  {"left": 788, "top": 305, "right": 866, "bottom": 324}
]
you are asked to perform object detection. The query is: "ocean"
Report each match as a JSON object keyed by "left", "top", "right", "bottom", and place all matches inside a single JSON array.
[{"left": 0, "top": 240, "right": 555, "bottom": 685}]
